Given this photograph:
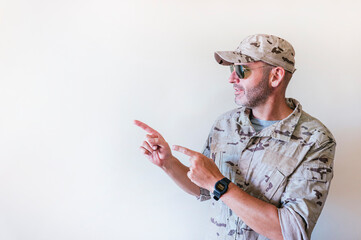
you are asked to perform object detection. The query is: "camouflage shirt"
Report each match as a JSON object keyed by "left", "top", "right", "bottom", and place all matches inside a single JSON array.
[{"left": 199, "top": 98, "right": 336, "bottom": 240}]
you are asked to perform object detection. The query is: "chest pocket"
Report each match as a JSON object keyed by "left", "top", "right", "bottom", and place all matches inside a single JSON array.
[
  {"left": 259, "top": 169, "right": 286, "bottom": 204},
  {"left": 258, "top": 149, "right": 301, "bottom": 205},
  {"left": 211, "top": 142, "right": 244, "bottom": 186}
]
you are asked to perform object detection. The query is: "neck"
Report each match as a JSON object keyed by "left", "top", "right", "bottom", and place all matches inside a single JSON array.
[{"left": 250, "top": 96, "right": 293, "bottom": 121}]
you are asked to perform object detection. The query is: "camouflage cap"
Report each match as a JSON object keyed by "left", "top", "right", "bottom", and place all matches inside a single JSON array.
[{"left": 214, "top": 34, "right": 296, "bottom": 73}]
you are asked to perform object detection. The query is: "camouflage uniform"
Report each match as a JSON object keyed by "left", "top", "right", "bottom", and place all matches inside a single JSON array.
[{"left": 199, "top": 98, "right": 336, "bottom": 240}]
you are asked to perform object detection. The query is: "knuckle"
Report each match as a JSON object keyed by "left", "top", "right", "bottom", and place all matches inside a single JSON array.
[
  {"left": 193, "top": 155, "right": 200, "bottom": 162},
  {"left": 145, "top": 134, "right": 152, "bottom": 140},
  {"left": 192, "top": 153, "right": 200, "bottom": 159}
]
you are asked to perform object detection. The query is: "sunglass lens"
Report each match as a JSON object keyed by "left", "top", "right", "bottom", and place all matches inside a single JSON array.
[
  {"left": 230, "top": 65, "right": 234, "bottom": 74},
  {"left": 235, "top": 65, "right": 244, "bottom": 79},
  {"left": 230, "top": 65, "right": 245, "bottom": 79}
]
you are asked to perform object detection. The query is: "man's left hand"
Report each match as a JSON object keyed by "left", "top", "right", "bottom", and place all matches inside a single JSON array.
[{"left": 172, "top": 145, "right": 224, "bottom": 192}]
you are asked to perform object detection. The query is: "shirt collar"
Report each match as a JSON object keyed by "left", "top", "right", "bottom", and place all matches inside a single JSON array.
[{"left": 236, "top": 98, "right": 302, "bottom": 142}]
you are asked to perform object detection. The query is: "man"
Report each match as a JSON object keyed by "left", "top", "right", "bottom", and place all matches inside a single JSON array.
[{"left": 134, "top": 34, "right": 336, "bottom": 240}]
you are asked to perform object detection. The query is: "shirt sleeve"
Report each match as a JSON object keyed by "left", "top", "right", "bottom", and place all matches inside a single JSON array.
[{"left": 278, "top": 139, "right": 336, "bottom": 240}]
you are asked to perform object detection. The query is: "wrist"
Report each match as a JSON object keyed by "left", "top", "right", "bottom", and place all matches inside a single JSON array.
[
  {"left": 212, "top": 177, "right": 231, "bottom": 201},
  {"left": 208, "top": 175, "right": 225, "bottom": 192},
  {"left": 161, "top": 155, "right": 177, "bottom": 172}
]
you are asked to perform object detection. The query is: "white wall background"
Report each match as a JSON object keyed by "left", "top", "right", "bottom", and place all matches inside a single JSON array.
[{"left": 0, "top": 0, "right": 360, "bottom": 239}]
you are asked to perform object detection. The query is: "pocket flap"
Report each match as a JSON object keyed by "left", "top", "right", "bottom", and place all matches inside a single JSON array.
[{"left": 262, "top": 169, "right": 285, "bottom": 200}]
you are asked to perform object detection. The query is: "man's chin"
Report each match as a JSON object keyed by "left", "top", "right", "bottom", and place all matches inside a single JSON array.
[
  {"left": 234, "top": 96, "right": 244, "bottom": 106},
  {"left": 235, "top": 100, "right": 248, "bottom": 108},
  {"left": 235, "top": 98, "right": 255, "bottom": 109}
]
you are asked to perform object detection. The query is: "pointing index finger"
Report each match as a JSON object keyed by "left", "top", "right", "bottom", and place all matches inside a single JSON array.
[
  {"left": 172, "top": 145, "right": 197, "bottom": 157},
  {"left": 134, "top": 120, "right": 161, "bottom": 136}
]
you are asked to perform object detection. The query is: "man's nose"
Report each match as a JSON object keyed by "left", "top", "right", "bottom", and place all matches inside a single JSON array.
[{"left": 229, "top": 70, "right": 240, "bottom": 83}]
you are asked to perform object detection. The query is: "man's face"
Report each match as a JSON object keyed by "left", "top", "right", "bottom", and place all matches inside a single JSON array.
[{"left": 229, "top": 61, "right": 272, "bottom": 108}]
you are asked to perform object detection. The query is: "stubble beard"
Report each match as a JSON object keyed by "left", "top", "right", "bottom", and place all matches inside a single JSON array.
[{"left": 235, "top": 73, "right": 272, "bottom": 108}]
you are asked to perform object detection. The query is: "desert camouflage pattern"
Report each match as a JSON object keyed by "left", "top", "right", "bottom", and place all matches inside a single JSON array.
[
  {"left": 214, "top": 34, "right": 296, "bottom": 73},
  {"left": 199, "top": 98, "right": 335, "bottom": 240}
]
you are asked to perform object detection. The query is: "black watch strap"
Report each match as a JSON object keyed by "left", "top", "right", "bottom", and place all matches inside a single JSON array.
[{"left": 213, "top": 177, "right": 231, "bottom": 201}]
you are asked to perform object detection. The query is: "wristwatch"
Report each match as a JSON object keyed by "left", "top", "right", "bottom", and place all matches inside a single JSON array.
[{"left": 213, "top": 177, "right": 231, "bottom": 201}]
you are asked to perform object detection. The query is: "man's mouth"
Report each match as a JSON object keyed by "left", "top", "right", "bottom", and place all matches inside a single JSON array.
[{"left": 233, "top": 85, "right": 244, "bottom": 95}]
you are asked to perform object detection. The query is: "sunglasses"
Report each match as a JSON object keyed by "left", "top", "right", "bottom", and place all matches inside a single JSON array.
[{"left": 230, "top": 64, "right": 270, "bottom": 79}]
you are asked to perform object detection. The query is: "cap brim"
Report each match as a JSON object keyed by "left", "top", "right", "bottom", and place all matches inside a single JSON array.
[{"left": 214, "top": 51, "right": 257, "bottom": 66}]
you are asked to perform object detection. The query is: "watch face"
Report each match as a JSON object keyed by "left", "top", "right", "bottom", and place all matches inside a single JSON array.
[{"left": 216, "top": 183, "right": 225, "bottom": 191}]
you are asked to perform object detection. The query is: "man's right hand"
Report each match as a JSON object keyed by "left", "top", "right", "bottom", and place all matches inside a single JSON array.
[
  {"left": 134, "top": 120, "right": 202, "bottom": 197},
  {"left": 134, "top": 120, "right": 174, "bottom": 169}
]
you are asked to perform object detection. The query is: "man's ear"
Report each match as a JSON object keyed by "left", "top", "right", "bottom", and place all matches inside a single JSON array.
[{"left": 270, "top": 67, "right": 285, "bottom": 88}]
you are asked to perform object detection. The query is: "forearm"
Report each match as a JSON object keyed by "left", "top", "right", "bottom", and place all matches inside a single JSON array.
[
  {"left": 221, "top": 183, "right": 283, "bottom": 240},
  {"left": 162, "top": 156, "right": 200, "bottom": 197}
]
